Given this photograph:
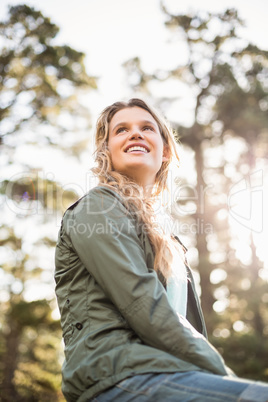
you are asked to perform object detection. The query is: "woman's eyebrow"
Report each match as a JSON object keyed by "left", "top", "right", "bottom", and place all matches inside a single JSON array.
[
  {"left": 111, "top": 121, "right": 129, "bottom": 132},
  {"left": 141, "top": 120, "right": 157, "bottom": 128}
]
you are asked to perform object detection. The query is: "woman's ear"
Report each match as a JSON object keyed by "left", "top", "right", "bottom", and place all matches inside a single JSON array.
[{"left": 162, "top": 145, "right": 171, "bottom": 162}]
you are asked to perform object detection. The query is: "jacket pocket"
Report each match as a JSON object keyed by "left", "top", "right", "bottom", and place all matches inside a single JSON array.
[{"left": 63, "top": 324, "right": 75, "bottom": 346}]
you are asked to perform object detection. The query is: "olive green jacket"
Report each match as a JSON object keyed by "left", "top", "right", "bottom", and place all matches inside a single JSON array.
[{"left": 55, "top": 186, "right": 232, "bottom": 402}]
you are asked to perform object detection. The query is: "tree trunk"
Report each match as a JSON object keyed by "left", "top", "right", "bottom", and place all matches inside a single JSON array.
[
  {"left": 247, "top": 143, "right": 264, "bottom": 336},
  {"left": 193, "top": 140, "right": 216, "bottom": 333},
  {"left": 1, "top": 317, "right": 21, "bottom": 402}
]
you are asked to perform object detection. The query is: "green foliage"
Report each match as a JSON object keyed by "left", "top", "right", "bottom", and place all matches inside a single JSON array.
[
  {"left": 1, "top": 175, "right": 79, "bottom": 214},
  {"left": 9, "top": 300, "right": 51, "bottom": 327},
  {"left": 1, "top": 303, "right": 64, "bottom": 401},
  {"left": 0, "top": 4, "right": 96, "bottom": 145},
  {"left": 212, "top": 332, "right": 268, "bottom": 382},
  {"left": 14, "top": 328, "right": 64, "bottom": 401}
]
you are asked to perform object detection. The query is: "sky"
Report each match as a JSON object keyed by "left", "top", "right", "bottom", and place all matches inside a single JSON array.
[{"left": 1, "top": 0, "right": 268, "bottom": 113}]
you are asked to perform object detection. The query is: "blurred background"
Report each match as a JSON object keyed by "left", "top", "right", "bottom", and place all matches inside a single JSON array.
[{"left": 0, "top": 0, "right": 268, "bottom": 400}]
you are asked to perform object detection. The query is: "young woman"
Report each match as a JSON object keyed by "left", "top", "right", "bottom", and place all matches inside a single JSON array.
[{"left": 55, "top": 99, "right": 268, "bottom": 401}]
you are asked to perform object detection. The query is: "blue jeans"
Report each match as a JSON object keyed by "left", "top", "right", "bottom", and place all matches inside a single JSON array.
[{"left": 90, "top": 371, "right": 268, "bottom": 401}]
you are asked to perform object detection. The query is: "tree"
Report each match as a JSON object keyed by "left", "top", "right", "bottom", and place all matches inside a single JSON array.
[
  {"left": 0, "top": 4, "right": 96, "bottom": 150},
  {"left": 123, "top": 4, "right": 268, "bottom": 380},
  {"left": 0, "top": 5, "right": 97, "bottom": 400}
]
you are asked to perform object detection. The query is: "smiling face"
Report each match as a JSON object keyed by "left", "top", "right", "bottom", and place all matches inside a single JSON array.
[{"left": 108, "top": 107, "right": 169, "bottom": 189}]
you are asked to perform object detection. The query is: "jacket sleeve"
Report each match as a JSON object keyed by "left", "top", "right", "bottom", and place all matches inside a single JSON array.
[{"left": 65, "top": 187, "right": 233, "bottom": 376}]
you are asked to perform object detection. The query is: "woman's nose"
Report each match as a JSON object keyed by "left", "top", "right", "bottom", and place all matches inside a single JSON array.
[{"left": 129, "top": 129, "right": 144, "bottom": 140}]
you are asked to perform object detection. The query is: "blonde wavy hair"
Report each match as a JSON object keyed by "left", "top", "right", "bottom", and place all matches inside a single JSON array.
[{"left": 92, "top": 98, "right": 180, "bottom": 280}]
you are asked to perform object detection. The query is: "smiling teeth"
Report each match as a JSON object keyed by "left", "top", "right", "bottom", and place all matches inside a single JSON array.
[{"left": 126, "top": 146, "right": 148, "bottom": 153}]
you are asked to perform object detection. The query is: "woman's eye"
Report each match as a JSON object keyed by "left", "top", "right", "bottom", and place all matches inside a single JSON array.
[
  {"left": 116, "top": 127, "right": 127, "bottom": 134},
  {"left": 143, "top": 126, "right": 154, "bottom": 131}
]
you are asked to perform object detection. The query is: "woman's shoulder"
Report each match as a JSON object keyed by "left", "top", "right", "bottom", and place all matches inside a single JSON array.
[
  {"left": 63, "top": 185, "right": 126, "bottom": 219},
  {"left": 59, "top": 185, "right": 139, "bottom": 244}
]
